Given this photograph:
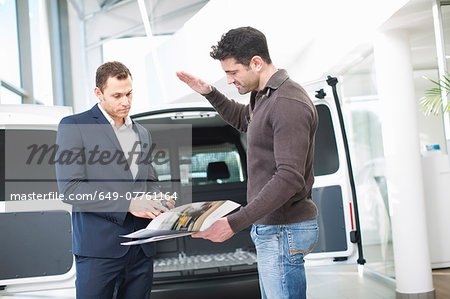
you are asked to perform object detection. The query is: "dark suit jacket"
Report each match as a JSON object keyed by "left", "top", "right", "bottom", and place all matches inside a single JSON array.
[{"left": 55, "top": 104, "right": 157, "bottom": 258}]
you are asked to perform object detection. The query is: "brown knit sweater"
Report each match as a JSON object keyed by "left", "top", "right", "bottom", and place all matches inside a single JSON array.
[{"left": 204, "top": 69, "right": 319, "bottom": 233}]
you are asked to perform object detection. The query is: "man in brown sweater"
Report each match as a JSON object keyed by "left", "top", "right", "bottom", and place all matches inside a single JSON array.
[{"left": 176, "top": 27, "right": 319, "bottom": 299}]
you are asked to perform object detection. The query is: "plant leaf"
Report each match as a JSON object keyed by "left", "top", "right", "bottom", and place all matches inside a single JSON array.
[{"left": 421, "top": 73, "right": 450, "bottom": 116}]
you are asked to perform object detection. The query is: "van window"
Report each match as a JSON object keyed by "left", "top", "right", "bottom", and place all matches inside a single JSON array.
[
  {"left": 314, "top": 104, "right": 340, "bottom": 176},
  {"left": 1, "top": 129, "right": 58, "bottom": 202},
  {"left": 0, "top": 130, "right": 5, "bottom": 201},
  {"left": 190, "top": 143, "right": 244, "bottom": 186},
  {"left": 151, "top": 147, "right": 172, "bottom": 183},
  {"left": 152, "top": 142, "right": 245, "bottom": 186}
]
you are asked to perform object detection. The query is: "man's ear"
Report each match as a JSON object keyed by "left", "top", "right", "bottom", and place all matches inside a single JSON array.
[
  {"left": 94, "top": 87, "right": 103, "bottom": 101},
  {"left": 250, "top": 56, "right": 264, "bottom": 72}
]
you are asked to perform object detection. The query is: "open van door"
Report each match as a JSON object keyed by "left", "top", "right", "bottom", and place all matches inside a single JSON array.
[
  {"left": 0, "top": 105, "right": 75, "bottom": 294},
  {"left": 305, "top": 76, "right": 365, "bottom": 266}
]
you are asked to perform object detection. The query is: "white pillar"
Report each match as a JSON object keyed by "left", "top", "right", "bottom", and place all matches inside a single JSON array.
[{"left": 374, "top": 30, "right": 435, "bottom": 298}]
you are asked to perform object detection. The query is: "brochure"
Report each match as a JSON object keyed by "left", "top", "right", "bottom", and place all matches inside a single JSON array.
[{"left": 121, "top": 200, "right": 240, "bottom": 245}]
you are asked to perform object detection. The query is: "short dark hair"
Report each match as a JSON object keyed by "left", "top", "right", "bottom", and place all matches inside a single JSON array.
[
  {"left": 96, "top": 61, "right": 132, "bottom": 92},
  {"left": 210, "top": 27, "right": 272, "bottom": 66}
]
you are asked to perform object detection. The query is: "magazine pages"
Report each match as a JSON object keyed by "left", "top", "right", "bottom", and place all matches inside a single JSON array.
[{"left": 121, "top": 200, "right": 240, "bottom": 245}]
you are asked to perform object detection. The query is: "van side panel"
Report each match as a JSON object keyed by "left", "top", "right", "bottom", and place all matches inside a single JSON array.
[
  {"left": 311, "top": 185, "right": 347, "bottom": 253},
  {"left": 0, "top": 211, "right": 73, "bottom": 280}
]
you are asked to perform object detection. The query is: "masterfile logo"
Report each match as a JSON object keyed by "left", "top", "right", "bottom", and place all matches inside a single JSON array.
[{"left": 26, "top": 141, "right": 170, "bottom": 171}]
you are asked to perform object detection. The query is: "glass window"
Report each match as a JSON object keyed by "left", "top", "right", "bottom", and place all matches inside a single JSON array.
[
  {"left": 190, "top": 143, "right": 244, "bottom": 186},
  {"left": 0, "top": 0, "right": 21, "bottom": 89},
  {"left": 102, "top": 36, "right": 171, "bottom": 112},
  {"left": 152, "top": 147, "right": 172, "bottom": 182},
  {"left": 442, "top": 4, "right": 450, "bottom": 67},
  {"left": 314, "top": 104, "right": 339, "bottom": 175},
  {"left": 152, "top": 142, "right": 245, "bottom": 187},
  {"left": 340, "top": 52, "right": 394, "bottom": 278},
  {"left": 0, "top": 86, "right": 22, "bottom": 104},
  {"left": 29, "top": 0, "right": 53, "bottom": 105},
  {"left": 0, "top": 129, "right": 4, "bottom": 201},
  {"left": 1, "top": 129, "right": 58, "bottom": 202}
]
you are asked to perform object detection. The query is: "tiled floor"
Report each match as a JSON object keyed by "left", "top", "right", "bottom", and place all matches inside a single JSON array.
[{"left": 0, "top": 265, "right": 398, "bottom": 299}]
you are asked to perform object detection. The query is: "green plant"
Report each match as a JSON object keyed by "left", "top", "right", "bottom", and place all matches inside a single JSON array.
[{"left": 420, "top": 72, "right": 450, "bottom": 116}]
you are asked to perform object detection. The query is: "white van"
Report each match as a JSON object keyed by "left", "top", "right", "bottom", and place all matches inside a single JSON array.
[{"left": 0, "top": 77, "right": 365, "bottom": 298}]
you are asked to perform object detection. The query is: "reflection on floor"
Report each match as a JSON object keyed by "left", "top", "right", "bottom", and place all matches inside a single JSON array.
[
  {"left": 0, "top": 266, "right": 448, "bottom": 299},
  {"left": 307, "top": 265, "right": 395, "bottom": 299},
  {"left": 362, "top": 240, "right": 450, "bottom": 299},
  {"left": 363, "top": 242, "right": 395, "bottom": 278},
  {"left": 0, "top": 289, "right": 75, "bottom": 299}
]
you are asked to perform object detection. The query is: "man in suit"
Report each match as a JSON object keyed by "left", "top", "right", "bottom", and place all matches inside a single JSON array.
[{"left": 56, "top": 61, "right": 170, "bottom": 299}]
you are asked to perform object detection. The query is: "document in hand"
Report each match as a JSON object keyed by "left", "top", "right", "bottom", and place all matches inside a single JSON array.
[{"left": 121, "top": 200, "right": 240, "bottom": 245}]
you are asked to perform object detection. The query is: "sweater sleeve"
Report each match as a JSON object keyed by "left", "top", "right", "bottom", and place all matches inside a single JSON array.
[
  {"left": 204, "top": 87, "right": 250, "bottom": 133},
  {"left": 227, "top": 98, "right": 316, "bottom": 233}
]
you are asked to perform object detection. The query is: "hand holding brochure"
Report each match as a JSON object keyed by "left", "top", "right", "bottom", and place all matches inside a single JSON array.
[{"left": 121, "top": 200, "right": 240, "bottom": 245}]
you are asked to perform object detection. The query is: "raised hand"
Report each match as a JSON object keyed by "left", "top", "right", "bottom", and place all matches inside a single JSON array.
[{"left": 176, "top": 71, "right": 213, "bottom": 95}]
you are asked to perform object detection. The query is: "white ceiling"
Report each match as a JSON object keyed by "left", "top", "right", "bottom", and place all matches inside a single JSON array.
[
  {"left": 78, "top": 0, "right": 450, "bottom": 70},
  {"left": 76, "top": 0, "right": 209, "bottom": 49},
  {"left": 71, "top": 0, "right": 449, "bottom": 105}
]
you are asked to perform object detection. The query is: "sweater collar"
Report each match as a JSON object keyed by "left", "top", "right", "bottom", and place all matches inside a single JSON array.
[
  {"left": 264, "top": 69, "right": 289, "bottom": 90},
  {"left": 256, "top": 69, "right": 289, "bottom": 98},
  {"left": 250, "top": 69, "right": 290, "bottom": 112}
]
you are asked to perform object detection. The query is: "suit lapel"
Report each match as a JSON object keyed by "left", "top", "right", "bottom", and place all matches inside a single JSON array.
[
  {"left": 90, "top": 104, "right": 152, "bottom": 181},
  {"left": 89, "top": 104, "right": 134, "bottom": 180},
  {"left": 90, "top": 104, "right": 123, "bottom": 150}
]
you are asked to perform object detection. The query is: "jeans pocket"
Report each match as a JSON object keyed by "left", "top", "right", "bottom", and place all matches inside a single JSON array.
[
  {"left": 251, "top": 225, "right": 281, "bottom": 264},
  {"left": 254, "top": 224, "right": 280, "bottom": 239},
  {"left": 286, "top": 224, "right": 319, "bottom": 264}
]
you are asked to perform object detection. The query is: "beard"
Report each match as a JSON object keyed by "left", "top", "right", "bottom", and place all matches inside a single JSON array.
[{"left": 234, "top": 81, "right": 251, "bottom": 95}]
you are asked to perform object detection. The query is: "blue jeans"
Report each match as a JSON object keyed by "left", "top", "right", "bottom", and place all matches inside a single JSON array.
[{"left": 250, "top": 218, "right": 319, "bottom": 299}]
